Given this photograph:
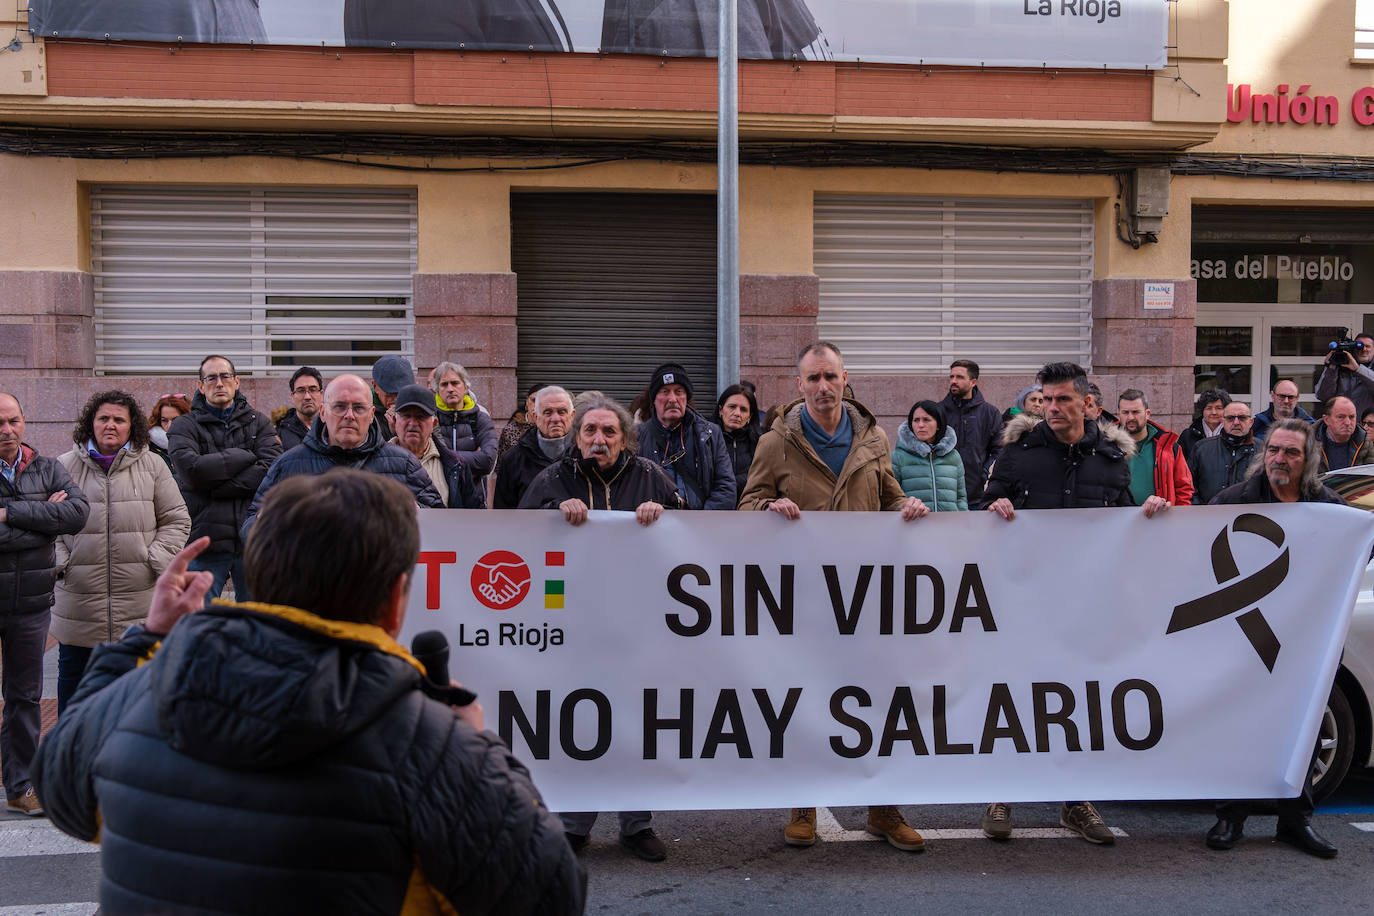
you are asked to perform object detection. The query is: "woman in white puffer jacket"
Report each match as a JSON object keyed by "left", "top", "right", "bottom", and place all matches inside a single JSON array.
[{"left": 53, "top": 390, "right": 190, "bottom": 714}]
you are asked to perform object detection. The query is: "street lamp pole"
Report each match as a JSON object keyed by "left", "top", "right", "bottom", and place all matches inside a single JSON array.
[{"left": 717, "top": 0, "right": 740, "bottom": 394}]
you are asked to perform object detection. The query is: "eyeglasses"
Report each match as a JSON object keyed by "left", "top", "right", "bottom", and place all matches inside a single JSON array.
[
  {"left": 159, "top": 393, "right": 186, "bottom": 400},
  {"left": 200, "top": 373, "right": 236, "bottom": 384},
  {"left": 1273, "top": 393, "right": 1299, "bottom": 401},
  {"left": 1222, "top": 414, "right": 1251, "bottom": 423},
  {"left": 292, "top": 385, "right": 322, "bottom": 396},
  {"left": 327, "top": 402, "right": 372, "bottom": 417}
]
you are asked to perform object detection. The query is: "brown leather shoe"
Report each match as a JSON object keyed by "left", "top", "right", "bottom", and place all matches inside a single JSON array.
[
  {"left": 6, "top": 787, "right": 44, "bottom": 818},
  {"left": 866, "top": 805, "right": 925, "bottom": 852},
  {"left": 784, "top": 808, "right": 817, "bottom": 847}
]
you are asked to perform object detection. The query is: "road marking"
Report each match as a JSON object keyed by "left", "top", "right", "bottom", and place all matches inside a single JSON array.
[
  {"left": 0, "top": 819, "right": 98, "bottom": 858},
  {"left": 813, "top": 808, "right": 1127, "bottom": 841},
  {"left": 1352, "top": 822, "right": 1374, "bottom": 832},
  {"left": 0, "top": 906, "right": 97, "bottom": 915}
]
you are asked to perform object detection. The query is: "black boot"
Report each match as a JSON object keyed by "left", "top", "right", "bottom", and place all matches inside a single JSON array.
[
  {"left": 1206, "top": 817, "right": 1244, "bottom": 850},
  {"left": 1275, "top": 819, "right": 1337, "bottom": 858}
]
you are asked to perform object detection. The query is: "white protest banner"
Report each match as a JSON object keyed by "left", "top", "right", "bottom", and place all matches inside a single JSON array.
[{"left": 401, "top": 504, "right": 1374, "bottom": 811}]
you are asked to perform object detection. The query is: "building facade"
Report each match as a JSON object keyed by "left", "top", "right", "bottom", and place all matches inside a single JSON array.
[{"left": 1, "top": 1, "right": 1372, "bottom": 453}]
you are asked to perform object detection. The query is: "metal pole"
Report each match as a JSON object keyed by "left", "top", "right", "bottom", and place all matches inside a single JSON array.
[{"left": 717, "top": 0, "right": 740, "bottom": 394}]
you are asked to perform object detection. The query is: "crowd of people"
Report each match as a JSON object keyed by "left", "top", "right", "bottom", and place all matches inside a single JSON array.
[{"left": 1, "top": 336, "right": 1368, "bottom": 913}]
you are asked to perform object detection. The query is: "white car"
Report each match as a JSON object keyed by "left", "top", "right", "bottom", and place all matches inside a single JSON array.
[{"left": 1313, "top": 466, "right": 1374, "bottom": 800}]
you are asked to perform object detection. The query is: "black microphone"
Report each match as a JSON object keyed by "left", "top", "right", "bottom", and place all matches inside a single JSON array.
[
  {"left": 410, "top": 631, "right": 476, "bottom": 706},
  {"left": 411, "top": 630, "right": 450, "bottom": 686}
]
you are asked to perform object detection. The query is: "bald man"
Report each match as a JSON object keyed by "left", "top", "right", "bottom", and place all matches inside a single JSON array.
[
  {"left": 241, "top": 374, "right": 442, "bottom": 539},
  {"left": 0, "top": 393, "right": 89, "bottom": 816}
]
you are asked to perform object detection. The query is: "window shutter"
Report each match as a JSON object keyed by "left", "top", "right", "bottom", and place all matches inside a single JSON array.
[
  {"left": 814, "top": 195, "right": 1094, "bottom": 374},
  {"left": 91, "top": 186, "right": 416, "bottom": 375}
]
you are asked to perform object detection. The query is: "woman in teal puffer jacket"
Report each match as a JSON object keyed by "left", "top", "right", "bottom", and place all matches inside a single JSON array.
[{"left": 891, "top": 400, "right": 968, "bottom": 511}]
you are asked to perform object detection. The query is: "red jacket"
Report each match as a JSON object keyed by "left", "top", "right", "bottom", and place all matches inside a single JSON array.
[{"left": 1149, "top": 421, "right": 1195, "bottom": 505}]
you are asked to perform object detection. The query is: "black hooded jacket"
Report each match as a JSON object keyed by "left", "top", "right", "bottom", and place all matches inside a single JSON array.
[
  {"left": 980, "top": 414, "right": 1136, "bottom": 510},
  {"left": 33, "top": 603, "right": 586, "bottom": 915},
  {"left": 168, "top": 391, "right": 282, "bottom": 554}
]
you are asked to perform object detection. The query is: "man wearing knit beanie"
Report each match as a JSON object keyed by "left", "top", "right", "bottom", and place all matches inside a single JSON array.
[{"left": 636, "top": 363, "right": 736, "bottom": 510}]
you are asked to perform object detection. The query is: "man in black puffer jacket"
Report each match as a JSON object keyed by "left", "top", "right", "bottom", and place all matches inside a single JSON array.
[
  {"left": 0, "top": 392, "right": 90, "bottom": 817},
  {"left": 978, "top": 362, "right": 1173, "bottom": 847},
  {"left": 242, "top": 375, "right": 441, "bottom": 539},
  {"left": 168, "top": 356, "right": 282, "bottom": 605},
  {"left": 34, "top": 469, "right": 585, "bottom": 915}
]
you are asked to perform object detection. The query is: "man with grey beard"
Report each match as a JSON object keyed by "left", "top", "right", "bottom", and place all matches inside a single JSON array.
[
  {"left": 1206, "top": 417, "right": 1347, "bottom": 858},
  {"left": 495, "top": 386, "right": 575, "bottom": 510}
]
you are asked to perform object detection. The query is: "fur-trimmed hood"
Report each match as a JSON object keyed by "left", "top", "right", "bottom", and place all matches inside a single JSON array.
[
  {"left": 896, "top": 421, "right": 958, "bottom": 458},
  {"left": 1000, "top": 413, "right": 1136, "bottom": 460}
]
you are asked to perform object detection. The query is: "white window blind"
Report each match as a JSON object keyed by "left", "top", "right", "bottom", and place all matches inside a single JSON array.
[
  {"left": 1359, "top": 0, "right": 1374, "bottom": 60},
  {"left": 90, "top": 186, "right": 417, "bottom": 376},
  {"left": 814, "top": 195, "right": 1094, "bottom": 375}
]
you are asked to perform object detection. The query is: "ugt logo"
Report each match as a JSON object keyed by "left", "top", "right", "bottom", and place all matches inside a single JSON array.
[
  {"left": 1168, "top": 514, "right": 1287, "bottom": 671},
  {"left": 470, "top": 550, "right": 532, "bottom": 610}
]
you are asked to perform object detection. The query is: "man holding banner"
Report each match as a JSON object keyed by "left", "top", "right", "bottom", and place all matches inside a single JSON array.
[
  {"left": 739, "top": 340, "right": 930, "bottom": 852},
  {"left": 521, "top": 392, "right": 681, "bottom": 861},
  {"left": 982, "top": 361, "right": 1171, "bottom": 844},
  {"left": 1205, "top": 417, "right": 1346, "bottom": 857}
]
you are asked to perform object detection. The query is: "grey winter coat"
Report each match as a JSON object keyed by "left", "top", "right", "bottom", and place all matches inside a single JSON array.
[
  {"left": 891, "top": 425, "right": 968, "bottom": 512},
  {"left": 53, "top": 446, "right": 191, "bottom": 647},
  {"left": 0, "top": 446, "right": 90, "bottom": 617},
  {"left": 1189, "top": 434, "right": 1258, "bottom": 505}
]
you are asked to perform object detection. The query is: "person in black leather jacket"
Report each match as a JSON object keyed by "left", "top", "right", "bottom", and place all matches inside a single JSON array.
[{"left": 34, "top": 468, "right": 585, "bottom": 915}]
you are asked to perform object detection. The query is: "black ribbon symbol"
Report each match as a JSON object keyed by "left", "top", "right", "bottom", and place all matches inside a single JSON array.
[{"left": 1167, "top": 513, "right": 1287, "bottom": 672}]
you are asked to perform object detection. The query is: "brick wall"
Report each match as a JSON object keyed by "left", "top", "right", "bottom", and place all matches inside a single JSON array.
[{"left": 45, "top": 43, "right": 1152, "bottom": 122}]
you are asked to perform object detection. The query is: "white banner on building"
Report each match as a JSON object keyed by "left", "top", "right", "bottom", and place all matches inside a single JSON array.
[
  {"left": 401, "top": 504, "right": 1373, "bottom": 811},
  {"left": 30, "top": 0, "right": 1169, "bottom": 70}
]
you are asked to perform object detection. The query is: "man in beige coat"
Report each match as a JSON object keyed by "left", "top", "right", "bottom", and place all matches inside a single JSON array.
[{"left": 739, "top": 341, "right": 929, "bottom": 852}]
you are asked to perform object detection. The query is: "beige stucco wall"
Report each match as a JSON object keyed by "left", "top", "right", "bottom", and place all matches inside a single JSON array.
[{"left": 1200, "top": 0, "right": 1374, "bottom": 156}]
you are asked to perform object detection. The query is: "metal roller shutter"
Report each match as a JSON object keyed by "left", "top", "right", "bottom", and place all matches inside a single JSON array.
[
  {"left": 512, "top": 192, "right": 717, "bottom": 404},
  {"left": 814, "top": 195, "right": 1094, "bottom": 375},
  {"left": 90, "top": 186, "right": 417, "bottom": 376}
]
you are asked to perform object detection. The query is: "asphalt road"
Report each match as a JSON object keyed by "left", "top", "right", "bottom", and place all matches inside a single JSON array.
[{"left": 2, "top": 780, "right": 1371, "bottom": 915}]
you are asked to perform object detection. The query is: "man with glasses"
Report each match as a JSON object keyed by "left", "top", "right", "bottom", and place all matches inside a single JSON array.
[
  {"left": 242, "top": 374, "right": 441, "bottom": 538},
  {"left": 1206, "top": 417, "right": 1348, "bottom": 858},
  {"left": 1315, "top": 395, "right": 1374, "bottom": 473},
  {"left": 275, "top": 367, "right": 324, "bottom": 451},
  {"left": 168, "top": 356, "right": 282, "bottom": 606},
  {"left": 635, "top": 363, "right": 736, "bottom": 510},
  {"left": 1251, "top": 379, "right": 1314, "bottom": 443},
  {"left": 1189, "top": 401, "right": 1257, "bottom": 505},
  {"left": 1316, "top": 331, "right": 1374, "bottom": 422}
]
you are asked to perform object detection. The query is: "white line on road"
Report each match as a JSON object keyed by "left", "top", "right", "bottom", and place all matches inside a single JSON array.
[
  {"left": 1352, "top": 822, "right": 1374, "bottom": 832},
  {"left": 0, "top": 819, "right": 98, "bottom": 858},
  {"left": 813, "top": 808, "right": 1127, "bottom": 841},
  {"left": 0, "top": 905, "right": 97, "bottom": 915}
]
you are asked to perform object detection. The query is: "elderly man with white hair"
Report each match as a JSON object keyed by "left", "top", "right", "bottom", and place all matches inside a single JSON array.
[{"left": 494, "top": 385, "right": 575, "bottom": 510}]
